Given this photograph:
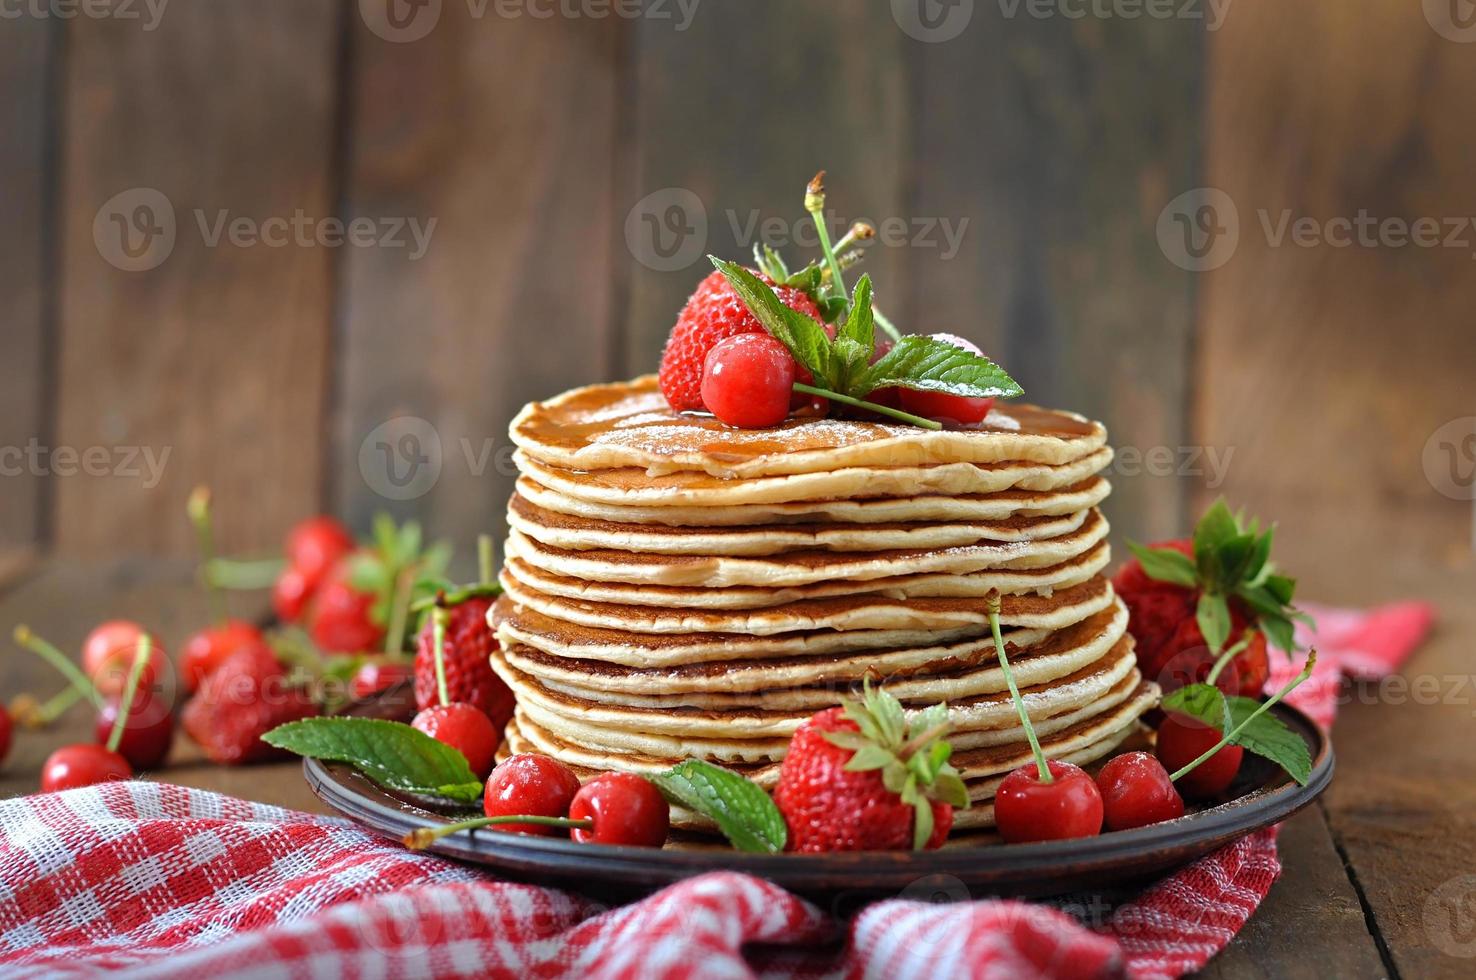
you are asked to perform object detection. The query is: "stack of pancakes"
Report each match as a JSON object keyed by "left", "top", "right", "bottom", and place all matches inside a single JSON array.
[{"left": 490, "top": 376, "right": 1158, "bottom": 834}]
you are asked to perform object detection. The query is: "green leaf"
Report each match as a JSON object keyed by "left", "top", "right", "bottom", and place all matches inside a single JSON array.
[
  {"left": 853, "top": 335, "right": 1023, "bottom": 400},
  {"left": 1193, "top": 500, "right": 1240, "bottom": 570},
  {"left": 1197, "top": 592, "right": 1232, "bottom": 655},
  {"left": 837, "top": 274, "right": 875, "bottom": 353},
  {"left": 653, "top": 759, "right": 787, "bottom": 854},
  {"left": 753, "top": 242, "right": 789, "bottom": 281},
  {"left": 1161, "top": 682, "right": 1232, "bottom": 737},
  {"left": 1264, "top": 573, "right": 1297, "bottom": 606},
  {"left": 843, "top": 743, "right": 896, "bottom": 773},
  {"left": 1225, "top": 696, "right": 1312, "bottom": 785},
  {"left": 711, "top": 258, "right": 838, "bottom": 386},
  {"left": 911, "top": 794, "right": 933, "bottom": 851},
  {"left": 1259, "top": 615, "right": 1297, "bottom": 655},
  {"left": 262, "top": 718, "right": 482, "bottom": 802},
  {"left": 1126, "top": 541, "right": 1199, "bottom": 588},
  {"left": 1215, "top": 532, "right": 1258, "bottom": 586},
  {"left": 932, "top": 767, "right": 971, "bottom": 808}
]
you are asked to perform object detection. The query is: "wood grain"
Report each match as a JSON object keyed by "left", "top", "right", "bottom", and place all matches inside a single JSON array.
[
  {"left": 333, "top": 5, "right": 623, "bottom": 562},
  {"left": 907, "top": 15, "right": 1204, "bottom": 547},
  {"left": 52, "top": 4, "right": 340, "bottom": 558},
  {"left": 0, "top": 19, "right": 54, "bottom": 560},
  {"left": 1198, "top": 0, "right": 1476, "bottom": 581},
  {"left": 619, "top": 0, "right": 908, "bottom": 377}
]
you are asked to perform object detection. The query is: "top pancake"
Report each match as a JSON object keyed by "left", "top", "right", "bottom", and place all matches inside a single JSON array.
[{"left": 511, "top": 376, "right": 1108, "bottom": 479}]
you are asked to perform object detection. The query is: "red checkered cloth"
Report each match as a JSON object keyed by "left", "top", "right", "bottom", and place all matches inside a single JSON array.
[{"left": 0, "top": 601, "right": 1432, "bottom": 979}]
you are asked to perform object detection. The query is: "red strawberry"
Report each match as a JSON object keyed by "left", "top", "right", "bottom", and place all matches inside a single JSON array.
[
  {"left": 774, "top": 687, "right": 967, "bottom": 852},
  {"left": 181, "top": 643, "right": 319, "bottom": 765},
  {"left": 658, "top": 269, "right": 824, "bottom": 412},
  {"left": 308, "top": 558, "right": 384, "bottom": 654},
  {"left": 413, "top": 596, "right": 514, "bottom": 733}
]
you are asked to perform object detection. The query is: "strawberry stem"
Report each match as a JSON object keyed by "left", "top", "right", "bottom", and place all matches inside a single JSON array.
[
  {"left": 791, "top": 383, "right": 941, "bottom": 430},
  {"left": 403, "top": 814, "right": 593, "bottom": 849},
  {"left": 13, "top": 625, "right": 103, "bottom": 709},
  {"left": 478, "top": 534, "right": 495, "bottom": 587},
  {"left": 432, "top": 604, "right": 450, "bottom": 707},
  {"left": 384, "top": 567, "right": 415, "bottom": 655},
  {"left": 987, "top": 596, "right": 1052, "bottom": 783},
  {"left": 1169, "top": 649, "right": 1318, "bottom": 783},
  {"left": 205, "top": 557, "right": 287, "bottom": 590},
  {"left": 188, "top": 486, "right": 227, "bottom": 622},
  {"left": 106, "top": 635, "right": 151, "bottom": 754},
  {"left": 804, "top": 172, "right": 849, "bottom": 307}
]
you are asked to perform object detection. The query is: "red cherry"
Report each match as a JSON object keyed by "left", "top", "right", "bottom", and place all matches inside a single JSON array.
[
  {"left": 273, "top": 566, "right": 313, "bottom": 623},
  {"left": 181, "top": 620, "right": 265, "bottom": 693},
  {"left": 483, "top": 754, "right": 583, "bottom": 835},
  {"left": 993, "top": 760, "right": 1104, "bottom": 843},
  {"left": 0, "top": 704, "right": 11, "bottom": 765},
  {"left": 286, "top": 516, "right": 355, "bottom": 592},
  {"left": 897, "top": 334, "right": 996, "bottom": 425},
  {"left": 82, "top": 621, "right": 168, "bottom": 697},
  {"left": 568, "top": 772, "right": 670, "bottom": 847},
  {"left": 1155, "top": 713, "right": 1243, "bottom": 799},
  {"left": 94, "top": 691, "right": 174, "bottom": 771},
  {"left": 700, "top": 333, "right": 797, "bottom": 429},
  {"left": 349, "top": 661, "right": 413, "bottom": 701},
  {"left": 41, "top": 744, "right": 132, "bottom": 792},
  {"left": 411, "top": 702, "right": 498, "bottom": 779},
  {"left": 1096, "top": 751, "right": 1186, "bottom": 831}
]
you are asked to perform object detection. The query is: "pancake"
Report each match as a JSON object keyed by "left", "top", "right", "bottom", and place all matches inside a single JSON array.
[
  {"left": 515, "top": 474, "right": 1113, "bottom": 528},
  {"left": 511, "top": 375, "right": 1109, "bottom": 478}
]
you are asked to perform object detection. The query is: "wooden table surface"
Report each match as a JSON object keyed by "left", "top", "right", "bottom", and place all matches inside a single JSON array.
[{"left": 2, "top": 556, "right": 1472, "bottom": 978}]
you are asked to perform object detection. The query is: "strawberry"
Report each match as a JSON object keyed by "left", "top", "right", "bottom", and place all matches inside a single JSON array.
[
  {"left": 309, "top": 559, "right": 384, "bottom": 654},
  {"left": 413, "top": 596, "right": 514, "bottom": 733},
  {"left": 1116, "top": 501, "right": 1304, "bottom": 698},
  {"left": 774, "top": 684, "right": 968, "bottom": 852},
  {"left": 658, "top": 269, "right": 824, "bottom": 412},
  {"left": 181, "top": 643, "right": 319, "bottom": 765}
]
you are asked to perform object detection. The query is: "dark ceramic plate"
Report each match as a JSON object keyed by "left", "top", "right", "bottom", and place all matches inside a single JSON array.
[{"left": 303, "top": 682, "right": 1332, "bottom": 902}]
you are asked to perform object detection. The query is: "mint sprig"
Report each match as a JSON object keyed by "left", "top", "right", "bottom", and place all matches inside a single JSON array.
[
  {"left": 263, "top": 716, "right": 483, "bottom": 802},
  {"left": 653, "top": 759, "right": 787, "bottom": 854}
]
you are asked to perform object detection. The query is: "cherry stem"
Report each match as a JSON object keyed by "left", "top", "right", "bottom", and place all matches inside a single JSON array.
[
  {"left": 1204, "top": 633, "right": 1252, "bottom": 686},
  {"left": 988, "top": 601, "right": 1052, "bottom": 783},
  {"left": 872, "top": 306, "right": 903, "bottom": 344},
  {"left": 804, "top": 172, "right": 849, "bottom": 307},
  {"left": 432, "top": 604, "right": 450, "bottom": 707},
  {"left": 831, "top": 221, "right": 875, "bottom": 255},
  {"left": 187, "top": 486, "right": 228, "bottom": 623},
  {"left": 13, "top": 625, "right": 103, "bottom": 710},
  {"left": 205, "top": 557, "right": 287, "bottom": 590},
  {"left": 106, "top": 634, "right": 151, "bottom": 754},
  {"left": 791, "top": 383, "right": 942, "bottom": 430},
  {"left": 403, "top": 814, "right": 593, "bottom": 849},
  {"left": 38, "top": 686, "right": 86, "bottom": 724},
  {"left": 1169, "top": 649, "right": 1319, "bottom": 783},
  {"left": 384, "top": 567, "right": 415, "bottom": 655},
  {"left": 478, "top": 534, "right": 495, "bottom": 588}
]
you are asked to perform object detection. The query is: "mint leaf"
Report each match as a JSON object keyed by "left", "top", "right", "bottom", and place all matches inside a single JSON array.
[
  {"left": 1126, "top": 541, "right": 1199, "bottom": 588},
  {"left": 853, "top": 335, "right": 1022, "bottom": 400},
  {"left": 1162, "top": 682, "right": 1232, "bottom": 737},
  {"left": 1225, "top": 696, "right": 1312, "bottom": 785},
  {"left": 263, "top": 717, "right": 482, "bottom": 802},
  {"left": 838, "top": 274, "right": 875, "bottom": 352},
  {"left": 1197, "top": 592, "right": 1232, "bottom": 655},
  {"left": 653, "top": 759, "right": 786, "bottom": 854},
  {"left": 710, "top": 258, "right": 838, "bottom": 387}
]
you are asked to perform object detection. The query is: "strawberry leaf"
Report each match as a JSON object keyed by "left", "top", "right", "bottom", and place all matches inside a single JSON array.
[
  {"left": 1126, "top": 541, "right": 1198, "bottom": 588},
  {"left": 653, "top": 759, "right": 787, "bottom": 854},
  {"left": 853, "top": 335, "right": 1022, "bottom": 400},
  {"left": 262, "top": 717, "right": 482, "bottom": 802},
  {"left": 1197, "top": 592, "right": 1232, "bottom": 655}
]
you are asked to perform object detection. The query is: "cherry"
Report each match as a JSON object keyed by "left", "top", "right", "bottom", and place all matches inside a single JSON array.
[
  {"left": 569, "top": 772, "right": 670, "bottom": 847},
  {"left": 349, "top": 661, "right": 413, "bottom": 701},
  {"left": 1096, "top": 751, "right": 1185, "bottom": 831},
  {"left": 897, "top": 334, "right": 996, "bottom": 425},
  {"left": 994, "top": 760, "right": 1104, "bottom": 843},
  {"left": 412, "top": 703, "right": 498, "bottom": 779},
  {"left": 181, "top": 619, "right": 264, "bottom": 693},
  {"left": 701, "top": 333, "right": 797, "bottom": 428},
  {"left": 94, "top": 690, "right": 174, "bottom": 771},
  {"left": 286, "top": 516, "right": 354, "bottom": 592},
  {"left": 82, "top": 621, "right": 167, "bottom": 697},
  {"left": 483, "top": 754, "right": 583, "bottom": 835},
  {"left": 273, "top": 566, "right": 312, "bottom": 623},
  {"left": 1156, "top": 713, "right": 1244, "bottom": 799},
  {"left": 0, "top": 704, "right": 11, "bottom": 765},
  {"left": 41, "top": 744, "right": 132, "bottom": 792}
]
